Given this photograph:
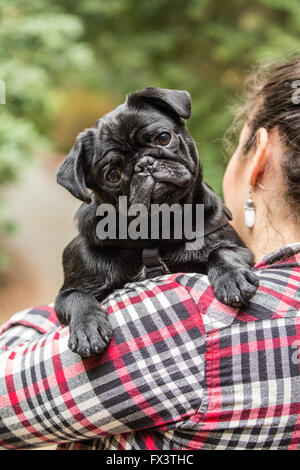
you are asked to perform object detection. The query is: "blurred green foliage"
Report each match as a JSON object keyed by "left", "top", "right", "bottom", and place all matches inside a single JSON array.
[
  {"left": 56, "top": 0, "right": 300, "bottom": 187},
  {"left": 0, "top": 0, "right": 94, "bottom": 268},
  {"left": 1, "top": 0, "right": 300, "bottom": 268}
]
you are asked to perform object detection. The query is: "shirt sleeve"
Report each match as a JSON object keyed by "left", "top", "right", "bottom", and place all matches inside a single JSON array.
[
  {"left": 0, "top": 305, "right": 60, "bottom": 352},
  {"left": 0, "top": 274, "right": 207, "bottom": 449}
]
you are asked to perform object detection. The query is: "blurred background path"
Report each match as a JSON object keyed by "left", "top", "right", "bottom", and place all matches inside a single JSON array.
[{"left": 0, "top": 156, "right": 79, "bottom": 323}]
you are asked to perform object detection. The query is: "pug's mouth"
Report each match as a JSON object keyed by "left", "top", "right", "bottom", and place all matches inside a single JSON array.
[
  {"left": 149, "top": 180, "right": 189, "bottom": 204},
  {"left": 128, "top": 158, "right": 195, "bottom": 209}
]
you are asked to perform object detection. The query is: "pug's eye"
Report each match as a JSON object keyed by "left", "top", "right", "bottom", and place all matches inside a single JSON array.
[
  {"left": 155, "top": 132, "right": 171, "bottom": 146},
  {"left": 106, "top": 168, "right": 122, "bottom": 183}
]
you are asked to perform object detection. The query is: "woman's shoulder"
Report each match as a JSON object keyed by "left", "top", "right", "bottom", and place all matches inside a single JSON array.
[
  {"left": 101, "top": 272, "right": 237, "bottom": 334},
  {"left": 102, "top": 266, "right": 300, "bottom": 335}
]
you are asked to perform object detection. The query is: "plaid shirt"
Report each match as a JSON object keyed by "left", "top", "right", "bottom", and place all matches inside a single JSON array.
[{"left": 0, "top": 244, "right": 300, "bottom": 450}]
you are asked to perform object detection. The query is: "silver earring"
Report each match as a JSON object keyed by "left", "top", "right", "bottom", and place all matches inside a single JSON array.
[{"left": 244, "top": 186, "right": 255, "bottom": 229}]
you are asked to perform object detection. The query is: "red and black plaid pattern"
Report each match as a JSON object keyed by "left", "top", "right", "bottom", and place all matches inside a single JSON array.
[{"left": 0, "top": 244, "right": 299, "bottom": 450}]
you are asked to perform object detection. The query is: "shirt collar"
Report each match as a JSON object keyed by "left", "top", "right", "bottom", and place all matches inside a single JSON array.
[{"left": 255, "top": 242, "right": 300, "bottom": 269}]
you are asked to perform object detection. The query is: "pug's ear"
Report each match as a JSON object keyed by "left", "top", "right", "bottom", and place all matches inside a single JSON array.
[
  {"left": 128, "top": 87, "right": 191, "bottom": 120},
  {"left": 56, "top": 131, "right": 94, "bottom": 203}
]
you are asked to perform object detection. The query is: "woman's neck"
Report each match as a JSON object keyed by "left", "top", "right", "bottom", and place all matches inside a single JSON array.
[{"left": 246, "top": 218, "right": 300, "bottom": 263}]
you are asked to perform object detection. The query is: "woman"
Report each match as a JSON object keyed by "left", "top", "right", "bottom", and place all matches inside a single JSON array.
[{"left": 0, "top": 58, "right": 299, "bottom": 450}]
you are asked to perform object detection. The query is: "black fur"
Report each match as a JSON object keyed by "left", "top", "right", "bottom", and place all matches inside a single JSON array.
[{"left": 55, "top": 87, "right": 259, "bottom": 357}]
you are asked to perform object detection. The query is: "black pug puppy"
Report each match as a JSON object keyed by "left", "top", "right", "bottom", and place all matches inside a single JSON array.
[{"left": 55, "top": 87, "right": 259, "bottom": 357}]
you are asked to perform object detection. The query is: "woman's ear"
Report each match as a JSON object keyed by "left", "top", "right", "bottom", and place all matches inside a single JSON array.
[
  {"left": 249, "top": 127, "right": 270, "bottom": 187},
  {"left": 56, "top": 130, "right": 95, "bottom": 203}
]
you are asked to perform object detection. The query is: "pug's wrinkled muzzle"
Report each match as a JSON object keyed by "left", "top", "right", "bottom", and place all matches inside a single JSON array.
[
  {"left": 130, "top": 158, "right": 193, "bottom": 208},
  {"left": 134, "top": 155, "right": 156, "bottom": 174}
]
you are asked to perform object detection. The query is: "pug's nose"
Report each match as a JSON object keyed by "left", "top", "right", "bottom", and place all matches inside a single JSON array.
[{"left": 134, "top": 156, "right": 155, "bottom": 173}]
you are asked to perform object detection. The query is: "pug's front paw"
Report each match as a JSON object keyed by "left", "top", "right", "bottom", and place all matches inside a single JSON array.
[
  {"left": 210, "top": 268, "right": 259, "bottom": 307},
  {"left": 68, "top": 308, "right": 112, "bottom": 357}
]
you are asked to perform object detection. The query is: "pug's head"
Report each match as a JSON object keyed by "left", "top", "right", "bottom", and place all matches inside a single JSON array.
[{"left": 57, "top": 87, "right": 201, "bottom": 210}]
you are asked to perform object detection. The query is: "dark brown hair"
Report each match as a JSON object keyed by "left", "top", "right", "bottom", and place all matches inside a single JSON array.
[{"left": 229, "top": 57, "right": 300, "bottom": 211}]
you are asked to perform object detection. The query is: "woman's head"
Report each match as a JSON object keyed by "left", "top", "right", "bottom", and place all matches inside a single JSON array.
[{"left": 223, "top": 57, "right": 300, "bottom": 259}]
